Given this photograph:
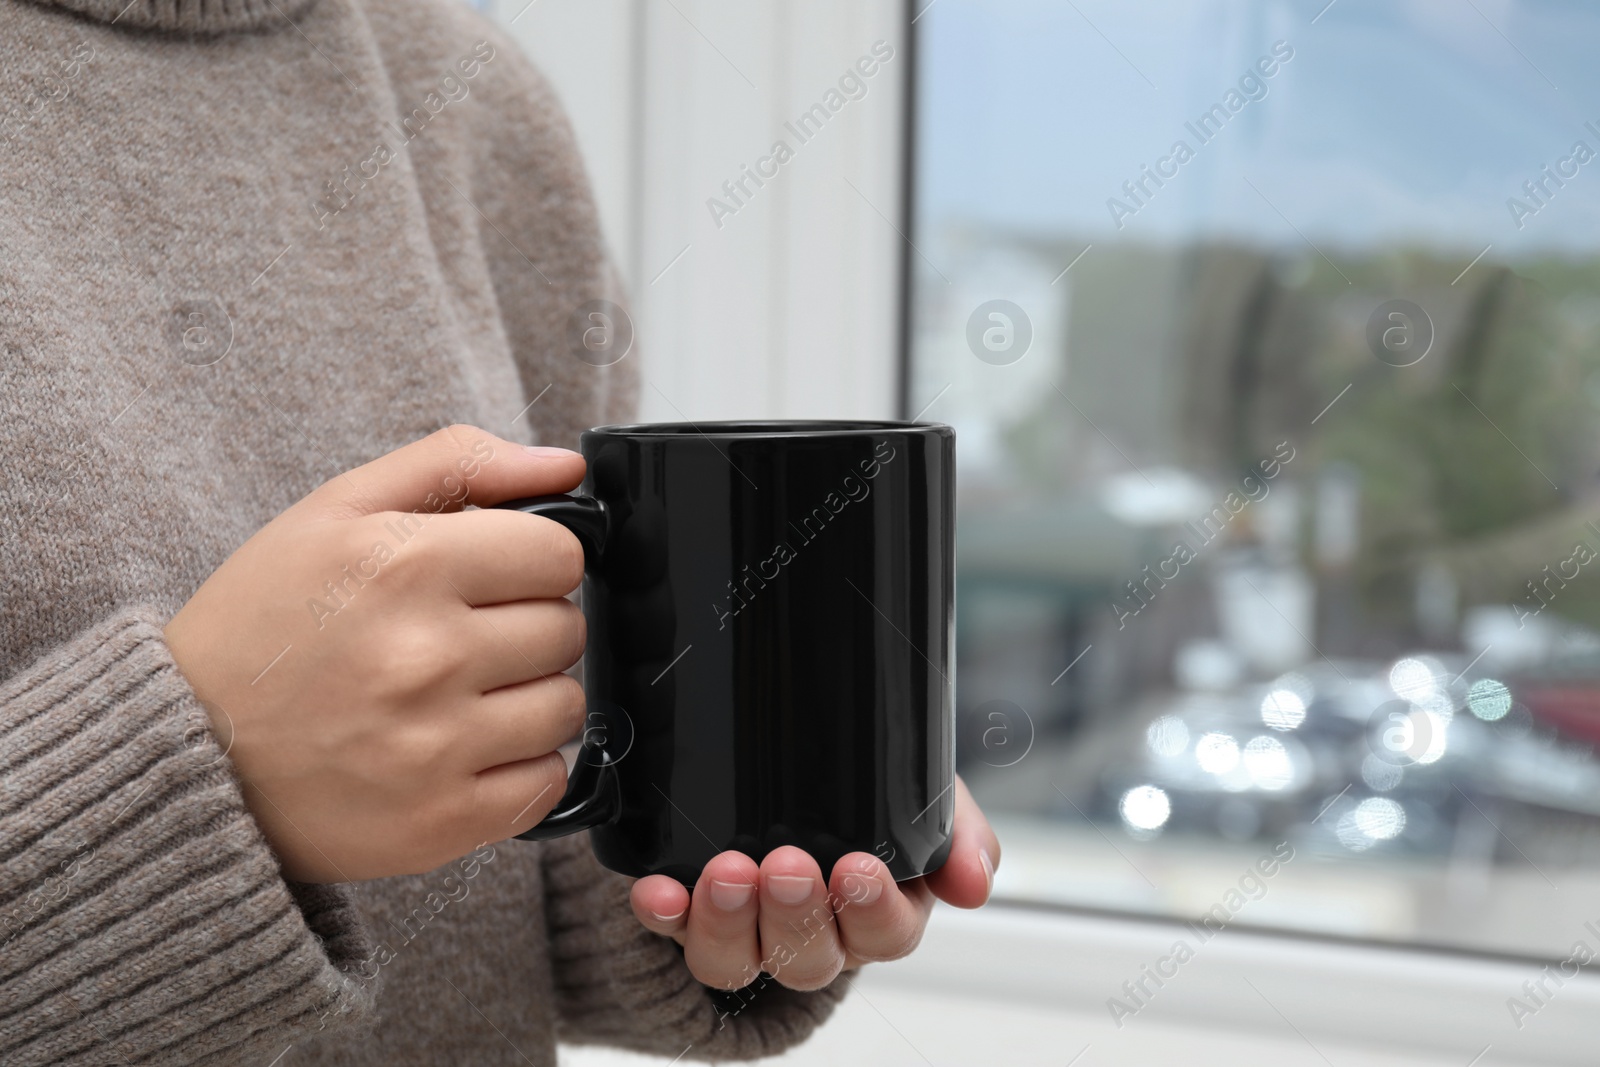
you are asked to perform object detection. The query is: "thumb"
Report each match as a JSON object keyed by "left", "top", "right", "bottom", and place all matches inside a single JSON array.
[{"left": 308, "top": 424, "right": 585, "bottom": 518}]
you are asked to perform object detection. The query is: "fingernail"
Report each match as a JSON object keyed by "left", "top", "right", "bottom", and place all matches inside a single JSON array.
[
  {"left": 979, "top": 849, "right": 995, "bottom": 896},
  {"left": 842, "top": 872, "right": 884, "bottom": 907},
  {"left": 710, "top": 879, "right": 755, "bottom": 910},
  {"left": 766, "top": 874, "right": 814, "bottom": 905},
  {"left": 650, "top": 906, "right": 686, "bottom": 923},
  {"left": 524, "top": 445, "right": 578, "bottom": 458}
]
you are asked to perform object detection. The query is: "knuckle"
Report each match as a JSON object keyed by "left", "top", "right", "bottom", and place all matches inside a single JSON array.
[
  {"left": 380, "top": 722, "right": 450, "bottom": 778},
  {"left": 869, "top": 936, "right": 921, "bottom": 964},
  {"left": 536, "top": 746, "right": 570, "bottom": 793},
  {"left": 380, "top": 531, "right": 435, "bottom": 587},
  {"left": 435, "top": 423, "right": 485, "bottom": 452},
  {"left": 548, "top": 674, "right": 587, "bottom": 738},
  {"left": 695, "top": 907, "right": 755, "bottom": 949},
  {"left": 507, "top": 756, "right": 570, "bottom": 833},
  {"left": 376, "top": 623, "right": 461, "bottom": 698},
  {"left": 685, "top": 959, "right": 723, "bottom": 988},
  {"left": 539, "top": 669, "right": 584, "bottom": 701},
  {"left": 540, "top": 526, "right": 586, "bottom": 591},
  {"left": 687, "top": 955, "right": 757, "bottom": 991},
  {"left": 550, "top": 600, "right": 587, "bottom": 670},
  {"left": 853, "top": 917, "right": 925, "bottom": 964},
  {"left": 888, "top": 927, "right": 926, "bottom": 960},
  {"left": 332, "top": 515, "right": 383, "bottom": 556},
  {"left": 563, "top": 595, "right": 588, "bottom": 642},
  {"left": 420, "top": 425, "right": 486, "bottom": 487},
  {"left": 776, "top": 953, "right": 845, "bottom": 991}
]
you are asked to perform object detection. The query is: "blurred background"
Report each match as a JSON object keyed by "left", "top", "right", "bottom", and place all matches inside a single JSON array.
[
  {"left": 917, "top": 0, "right": 1600, "bottom": 960},
  {"left": 493, "top": 0, "right": 1600, "bottom": 1063}
]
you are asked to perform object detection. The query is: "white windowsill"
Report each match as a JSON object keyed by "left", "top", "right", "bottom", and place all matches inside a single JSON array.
[{"left": 564, "top": 901, "right": 1600, "bottom": 1066}]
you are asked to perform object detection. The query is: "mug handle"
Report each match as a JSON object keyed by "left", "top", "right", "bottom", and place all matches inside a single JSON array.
[{"left": 494, "top": 494, "right": 622, "bottom": 841}]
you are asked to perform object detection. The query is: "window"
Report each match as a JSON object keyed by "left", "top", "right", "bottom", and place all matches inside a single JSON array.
[{"left": 912, "top": 0, "right": 1600, "bottom": 958}]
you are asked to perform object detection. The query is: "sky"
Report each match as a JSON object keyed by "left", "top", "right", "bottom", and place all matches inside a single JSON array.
[{"left": 916, "top": 0, "right": 1600, "bottom": 259}]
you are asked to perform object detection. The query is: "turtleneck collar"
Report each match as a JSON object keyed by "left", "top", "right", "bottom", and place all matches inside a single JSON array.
[{"left": 35, "top": 0, "right": 320, "bottom": 35}]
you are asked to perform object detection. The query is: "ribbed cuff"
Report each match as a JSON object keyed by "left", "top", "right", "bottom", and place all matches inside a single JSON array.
[
  {"left": 540, "top": 834, "right": 852, "bottom": 1061},
  {"left": 0, "top": 606, "right": 376, "bottom": 1066}
]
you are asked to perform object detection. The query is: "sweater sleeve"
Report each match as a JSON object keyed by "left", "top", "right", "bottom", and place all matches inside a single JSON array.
[
  {"left": 0, "top": 606, "right": 378, "bottom": 1066},
  {"left": 540, "top": 833, "right": 854, "bottom": 1061}
]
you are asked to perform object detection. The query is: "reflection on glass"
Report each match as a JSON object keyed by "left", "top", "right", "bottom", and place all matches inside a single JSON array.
[{"left": 916, "top": 0, "right": 1600, "bottom": 957}]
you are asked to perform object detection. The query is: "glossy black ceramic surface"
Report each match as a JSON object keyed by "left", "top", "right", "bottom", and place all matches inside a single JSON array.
[{"left": 502, "top": 420, "right": 955, "bottom": 887}]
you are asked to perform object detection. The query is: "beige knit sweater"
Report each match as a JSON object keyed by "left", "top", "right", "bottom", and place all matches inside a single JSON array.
[{"left": 0, "top": 0, "right": 849, "bottom": 1062}]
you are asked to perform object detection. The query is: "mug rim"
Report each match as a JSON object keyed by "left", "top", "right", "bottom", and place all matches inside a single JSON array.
[{"left": 586, "top": 419, "right": 952, "bottom": 439}]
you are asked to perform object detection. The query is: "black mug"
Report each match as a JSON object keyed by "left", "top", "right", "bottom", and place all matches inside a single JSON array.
[{"left": 499, "top": 420, "right": 955, "bottom": 887}]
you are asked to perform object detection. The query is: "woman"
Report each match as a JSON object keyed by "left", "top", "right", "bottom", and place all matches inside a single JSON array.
[{"left": 0, "top": 0, "right": 999, "bottom": 1062}]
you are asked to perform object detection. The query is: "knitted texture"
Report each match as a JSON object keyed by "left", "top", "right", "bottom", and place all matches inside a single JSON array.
[{"left": 0, "top": 0, "right": 848, "bottom": 1061}]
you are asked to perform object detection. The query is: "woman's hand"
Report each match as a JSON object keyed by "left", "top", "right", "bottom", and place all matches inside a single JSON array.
[
  {"left": 164, "top": 426, "right": 593, "bottom": 883},
  {"left": 628, "top": 776, "right": 998, "bottom": 991}
]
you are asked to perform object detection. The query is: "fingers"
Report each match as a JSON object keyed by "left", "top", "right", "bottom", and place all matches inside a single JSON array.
[
  {"left": 425, "top": 507, "right": 587, "bottom": 605},
  {"left": 755, "top": 847, "right": 845, "bottom": 990},
  {"left": 924, "top": 776, "right": 1000, "bottom": 909},
  {"left": 466, "top": 673, "right": 586, "bottom": 771},
  {"left": 632, "top": 875, "right": 692, "bottom": 940},
  {"left": 468, "top": 748, "right": 571, "bottom": 842},
  {"left": 463, "top": 597, "right": 587, "bottom": 692},
  {"left": 830, "top": 852, "right": 933, "bottom": 964},
  {"left": 682, "top": 852, "right": 764, "bottom": 991},
  {"left": 306, "top": 424, "right": 586, "bottom": 518},
  {"left": 634, "top": 848, "right": 944, "bottom": 993}
]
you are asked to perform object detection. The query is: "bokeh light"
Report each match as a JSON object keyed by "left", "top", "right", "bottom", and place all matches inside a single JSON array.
[
  {"left": 1261, "top": 688, "right": 1308, "bottom": 731},
  {"left": 1467, "top": 679, "right": 1512, "bottom": 722},
  {"left": 1389, "top": 657, "right": 1440, "bottom": 703},
  {"left": 1120, "top": 785, "right": 1172, "bottom": 831},
  {"left": 1353, "top": 797, "right": 1407, "bottom": 840},
  {"left": 1243, "top": 735, "right": 1293, "bottom": 790},
  {"left": 1195, "top": 732, "right": 1240, "bottom": 775},
  {"left": 1146, "top": 715, "right": 1191, "bottom": 757}
]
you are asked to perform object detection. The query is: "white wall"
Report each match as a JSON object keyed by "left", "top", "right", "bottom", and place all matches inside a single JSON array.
[{"left": 495, "top": 0, "right": 905, "bottom": 424}]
